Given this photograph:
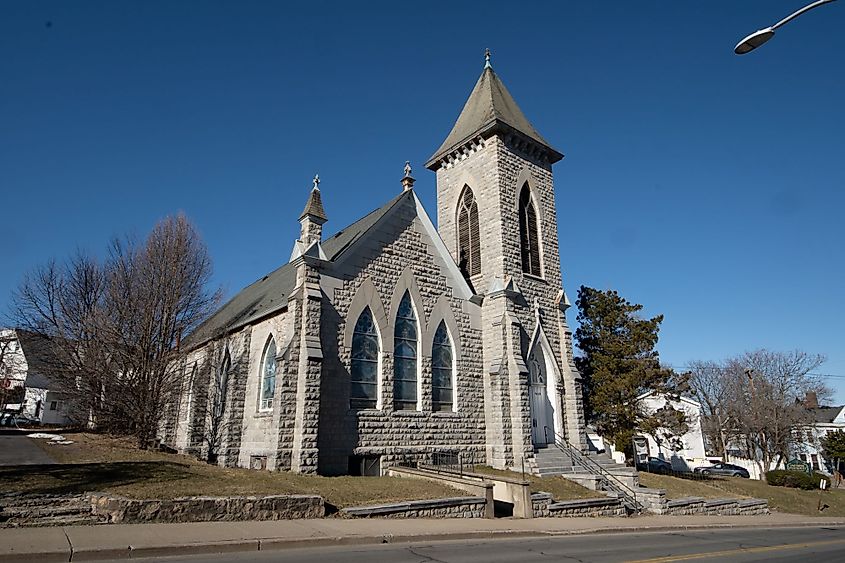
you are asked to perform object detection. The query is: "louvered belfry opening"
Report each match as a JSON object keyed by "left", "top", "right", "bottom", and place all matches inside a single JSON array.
[
  {"left": 457, "top": 185, "right": 481, "bottom": 277},
  {"left": 519, "top": 183, "right": 541, "bottom": 276}
]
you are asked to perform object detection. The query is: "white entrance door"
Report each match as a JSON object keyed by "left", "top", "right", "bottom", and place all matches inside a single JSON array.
[{"left": 528, "top": 353, "right": 554, "bottom": 446}]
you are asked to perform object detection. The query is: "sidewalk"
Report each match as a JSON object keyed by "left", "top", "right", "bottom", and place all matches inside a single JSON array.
[{"left": 2, "top": 513, "right": 844, "bottom": 562}]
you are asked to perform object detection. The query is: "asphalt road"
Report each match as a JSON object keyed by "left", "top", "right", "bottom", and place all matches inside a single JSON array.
[
  {"left": 0, "top": 431, "right": 55, "bottom": 465},
  {"left": 94, "top": 526, "right": 845, "bottom": 563}
]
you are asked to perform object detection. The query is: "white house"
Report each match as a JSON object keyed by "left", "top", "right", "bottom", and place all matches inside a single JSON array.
[
  {"left": 796, "top": 393, "right": 845, "bottom": 475},
  {"left": 0, "top": 329, "right": 74, "bottom": 426},
  {"left": 587, "top": 391, "right": 707, "bottom": 472}
]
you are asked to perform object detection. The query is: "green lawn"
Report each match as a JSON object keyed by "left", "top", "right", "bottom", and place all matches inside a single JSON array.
[
  {"left": 639, "top": 472, "right": 845, "bottom": 517},
  {"left": 10, "top": 432, "right": 462, "bottom": 509}
]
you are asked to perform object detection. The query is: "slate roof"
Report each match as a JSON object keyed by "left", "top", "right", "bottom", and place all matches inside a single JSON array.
[
  {"left": 186, "top": 190, "right": 412, "bottom": 348},
  {"left": 426, "top": 65, "right": 562, "bottom": 168},
  {"left": 300, "top": 187, "right": 327, "bottom": 221},
  {"left": 809, "top": 405, "right": 845, "bottom": 424}
]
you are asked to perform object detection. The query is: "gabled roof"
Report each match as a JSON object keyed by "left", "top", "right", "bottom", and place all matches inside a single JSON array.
[
  {"left": 809, "top": 405, "right": 845, "bottom": 424},
  {"left": 186, "top": 191, "right": 413, "bottom": 348},
  {"left": 426, "top": 65, "right": 562, "bottom": 169},
  {"left": 15, "top": 330, "right": 62, "bottom": 390}
]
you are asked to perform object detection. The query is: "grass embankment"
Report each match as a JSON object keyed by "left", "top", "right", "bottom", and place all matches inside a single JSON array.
[
  {"left": 639, "top": 472, "right": 845, "bottom": 517},
  {"left": 472, "top": 464, "right": 602, "bottom": 501},
  {"left": 6, "top": 432, "right": 461, "bottom": 508}
]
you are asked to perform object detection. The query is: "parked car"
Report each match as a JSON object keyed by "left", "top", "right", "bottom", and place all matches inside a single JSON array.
[
  {"left": 693, "top": 462, "right": 750, "bottom": 478},
  {"left": 637, "top": 457, "right": 673, "bottom": 474}
]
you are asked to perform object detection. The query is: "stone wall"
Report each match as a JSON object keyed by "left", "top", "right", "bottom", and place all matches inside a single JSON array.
[
  {"left": 531, "top": 493, "right": 627, "bottom": 518},
  {"left": 635, "top": 487, "right": 769, "bottom": 516},
  {"left": 341, "top": 497, "right": 487, "bottom": 519},
  {"left": 91, "top": 494, "right": 324, "bottom": 524},
  {"left": 316, "top": 194, "right": 486, "bottom": 475}
]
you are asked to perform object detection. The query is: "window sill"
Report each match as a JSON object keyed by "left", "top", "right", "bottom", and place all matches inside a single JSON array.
[
  {"left": 522, "top": 272, "right": 547, "bottom": 284},
  {"left": 432, "top": 411, "right": 460, "bottom": 418},
  {"left": 391, "top": 410, "right": 426, "bottom": 418},
  {"left": 254, "top": 410, "right": 274, "bottom": 418},
  {"left": 350, "top": 408, "right": 384, "bottom": 416}
]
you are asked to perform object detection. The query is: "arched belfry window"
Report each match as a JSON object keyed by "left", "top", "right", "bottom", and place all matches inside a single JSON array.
[
  {"left": 431, "top": 321, "right": 454, "bottom": 412},
  {"left": 519, "top": 183, "right": 542, "bottom": 276},
  {"left": 351, "top": 307, "right": 379, "bottom": 409},
  {"left": 393, "top": 292, "right": 418, "bottom": 410},
  {"left": 457, "top": 185, "right": 481, "bottom": 277},
  {"left": 259, "top": 337, "right": 277, "bottom": 410}
]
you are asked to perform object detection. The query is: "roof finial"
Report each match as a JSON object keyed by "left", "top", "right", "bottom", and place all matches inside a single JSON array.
[
  {"left": 312, "top": 174, "right": 320, "bottom": 190},
  {"left": 484, "top": 48, "right": 491, "bottom": 69},
  {"left": 401, "top": 161, "right": 415, "bottom": 191}
]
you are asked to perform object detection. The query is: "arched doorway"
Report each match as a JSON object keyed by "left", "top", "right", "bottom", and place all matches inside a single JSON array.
[{"left": 528, "top": 345, "right": 556, "bottom": 446}]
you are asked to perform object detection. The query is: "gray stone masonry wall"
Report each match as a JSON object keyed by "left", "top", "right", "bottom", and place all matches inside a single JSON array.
[
  {"left": 531, "top": 493, "right": 627, "bottom": 518},
  {"left": 317, "top": 194, "right": 485, "bottom": 475},
  {"left": 91, "top": 494, "right": 324, "bottom": 523},
  {"left": 635, "top": 488, "right": 769, "bottom": 516},
  {"left": 341, "top": 497, "right": 487, "bottom": 519}
]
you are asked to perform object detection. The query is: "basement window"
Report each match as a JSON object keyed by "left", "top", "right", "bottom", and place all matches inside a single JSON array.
[{"left": 348, "top": 455, "right": 381, "bottom": 476}]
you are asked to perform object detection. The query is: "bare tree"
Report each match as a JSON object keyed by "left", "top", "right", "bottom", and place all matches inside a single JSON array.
[
  {"left": 12, "top": 214, "right": 220, "bottom": 447},
  {"left": 687, "top": 360, "right": 737, "bottom": 461},
  {"left": 688, "top": 350, "right": 828, "bottom": 476}
]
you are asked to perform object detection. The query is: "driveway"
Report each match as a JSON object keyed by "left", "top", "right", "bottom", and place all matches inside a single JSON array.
[{"left": 0, "top": 431, "right": 55, "bottom": 465}]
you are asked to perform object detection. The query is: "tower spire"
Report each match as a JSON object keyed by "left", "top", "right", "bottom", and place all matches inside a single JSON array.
[{"left": 401, "top": 161, "right": 415, "bottom": 191}]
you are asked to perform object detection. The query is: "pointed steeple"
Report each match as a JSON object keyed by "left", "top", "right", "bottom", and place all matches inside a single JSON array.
[
  {"left": 299, "top": 175, "right": 327, "bottom": 223},
  {"left": 426, "top": 51, "right": 562, "bottom": 169}
]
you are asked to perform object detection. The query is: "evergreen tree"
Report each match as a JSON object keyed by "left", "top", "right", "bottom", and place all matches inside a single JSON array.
[{"left": 574, "top": 286, "right": 687, "bottom": 451}]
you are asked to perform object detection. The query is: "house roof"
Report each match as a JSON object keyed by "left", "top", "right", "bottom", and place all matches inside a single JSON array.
[
  {"left": 809, "top": 405, "right": 845, "bottom": 424},
  {"left": 15, "top": 330, "right": 62, "bottom": 390},
  {"left": 186, "top": 190, "right": 413, "bottom": 348},
  {"left": 426, "top": 65, "right": 562, "bottom": 169}
]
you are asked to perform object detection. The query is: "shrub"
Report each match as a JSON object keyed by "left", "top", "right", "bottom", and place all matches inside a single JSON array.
[{"left": 766, "top": 470, "right": 830, "bottom": 490}]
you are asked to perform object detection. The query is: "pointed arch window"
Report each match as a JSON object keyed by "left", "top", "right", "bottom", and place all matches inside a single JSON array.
[
  {"left": 457, "top": 185, "right": 481, "bottom": 277},
  {"left": 431, "top": 321, "right": 454, "bottom": 412},
  {"left": 519, "top": 183, "right": 542, "bottom": 276},
  {"left": 393, "top": 292, "right": 418, "bottom": 410},
  {"left": 212, "top": 350, "right": 231, "bottom": 423},
  {"left": 351, "top": 307, "right": 380, "bottom": 409},
  {"left": 259, "top": 337, "right": 277, "bottom": 411}
]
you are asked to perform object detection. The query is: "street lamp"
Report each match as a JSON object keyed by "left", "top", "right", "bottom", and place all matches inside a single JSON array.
[{"left": 734, "top": 0, "right": 838, "bottom": 54}]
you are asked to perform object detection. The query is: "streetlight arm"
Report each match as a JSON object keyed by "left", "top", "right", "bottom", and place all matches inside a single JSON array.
[{"left": 771, "top": 0, "right": 837, "bottom": 30}]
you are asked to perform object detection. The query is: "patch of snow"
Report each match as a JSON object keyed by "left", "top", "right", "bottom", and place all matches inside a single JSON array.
[{"left": 26, "top": 433, "right": 57, "bottom": 439}]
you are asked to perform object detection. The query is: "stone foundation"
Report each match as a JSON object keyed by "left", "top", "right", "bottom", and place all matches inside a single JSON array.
[{"left": 341, "top": 497, "right": 487, "bottom": 518}]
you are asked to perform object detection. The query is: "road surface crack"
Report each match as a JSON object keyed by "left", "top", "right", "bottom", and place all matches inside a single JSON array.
[{"left": 405, "top": 546, "right": 451, "bottom": 563}]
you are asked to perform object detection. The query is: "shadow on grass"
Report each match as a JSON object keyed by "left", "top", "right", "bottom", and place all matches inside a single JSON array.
[{"left": 0, "top": 461, "right": 192, "bottom": 496}]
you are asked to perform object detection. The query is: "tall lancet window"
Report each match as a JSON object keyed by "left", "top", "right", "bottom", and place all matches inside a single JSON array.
[
  {"left": 457, "top": 185, "right": 481, "bottom": 277},
  {"left": 393, "top": 292, "right": 418, "bottom": 410},
  {"left": 519, "top": 183, "right": 542, "bottom": 276},
  {"left": 350, "top": 307, "right": 379, "bottom": 409},
  {"left": 259, "top": 337, "right": 277, "bottom": 411},
  {"left": 431, "top": 321, "right": 454, "bottom": 412}
]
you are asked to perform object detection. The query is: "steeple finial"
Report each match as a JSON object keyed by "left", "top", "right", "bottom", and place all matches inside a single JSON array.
[
  {"left": 401, "top": 161, "right": 415, "bottom": 191},
  {"left": 484, "top": 48, "right": 491, "bottom": 69},
  {"left": 312, "top": 174, "right": 320, "bottom": 190}
]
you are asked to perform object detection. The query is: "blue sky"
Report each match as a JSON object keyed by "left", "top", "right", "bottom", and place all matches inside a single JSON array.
[{"left": 2, "top": 1, "right": 844, "bottom": 401}]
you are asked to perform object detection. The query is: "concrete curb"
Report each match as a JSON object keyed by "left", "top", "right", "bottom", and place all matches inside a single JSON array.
[{"left": 3, "top": 519, "right": 844, "bottom": 562}]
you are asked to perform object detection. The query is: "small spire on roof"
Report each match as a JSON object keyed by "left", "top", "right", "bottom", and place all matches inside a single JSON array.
[
  {"left": 401, "top": 161, "right": 415, "bottom": 191},
  {"left": 300, "top": 175, "right": 327, "bottom": 222},
  {"left": 484, "top": 48, "right": 491, "bottom": 69}
]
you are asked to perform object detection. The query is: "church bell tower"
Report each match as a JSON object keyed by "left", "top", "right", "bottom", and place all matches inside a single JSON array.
[{"left": 427, "top": 52, "right": 587, "bottom": 468}]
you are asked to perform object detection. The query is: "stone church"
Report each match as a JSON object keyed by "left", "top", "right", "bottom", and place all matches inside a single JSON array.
[{"left": 166, "top": 55, "right": 587, "bottom": 476}]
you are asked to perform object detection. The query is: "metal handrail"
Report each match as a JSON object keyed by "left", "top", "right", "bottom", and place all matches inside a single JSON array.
[{"left": 552, "top": 432, "right": 644, "bottom": 513}]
